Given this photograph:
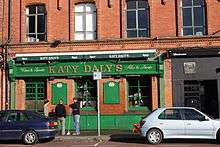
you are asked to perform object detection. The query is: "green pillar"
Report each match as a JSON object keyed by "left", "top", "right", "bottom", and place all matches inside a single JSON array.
[{"left": 10, "top": 80, "right": 16, "bottom": 109}]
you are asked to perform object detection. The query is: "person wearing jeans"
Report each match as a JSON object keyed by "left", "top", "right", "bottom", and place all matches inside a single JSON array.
[
  {"left": 55, "top": 99, "right": 66, "bottom": 135},
  {"left": 69, "top": 98, "right": 80, "bottom": 135}
]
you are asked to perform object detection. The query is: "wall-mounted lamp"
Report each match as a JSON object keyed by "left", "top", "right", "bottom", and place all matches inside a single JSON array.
[
  {"left": 161, "top": 0, "right": 166, "bottom": 5},
  {"left": 51, "top": 39, "right": 61, "bottom": 47}
]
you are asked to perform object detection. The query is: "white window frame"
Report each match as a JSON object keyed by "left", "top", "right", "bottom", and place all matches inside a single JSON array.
[
  {"left": 74, "top": 3, "right": 96, "bottom": 40},
  {"left": 26, "top": 5, "right": 46, "bottom": 42}
]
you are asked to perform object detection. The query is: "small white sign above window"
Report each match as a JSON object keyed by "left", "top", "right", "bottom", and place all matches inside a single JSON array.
[
  {"left": 184, "top": 62, "right": 196, "bottom": 74},
  {"left": 57, "top": 83, "right": 63, "bottom": 88}
]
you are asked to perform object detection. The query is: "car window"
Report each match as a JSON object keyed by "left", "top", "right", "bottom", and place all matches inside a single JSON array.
[
  {"left": 25, "top": 111, "right": 45, "bottom": 120},
  {"left": 7, "top": 112, "right": 29, "bottom": 122},
  {"left": 0, "top": 111, "right": 6, "bottom": 121},
  {"left": 158, "top": 109, "right": 182, "bottom": 120},
  {"left": 181, "top": 109, "right": 205, "bottom": 120}
]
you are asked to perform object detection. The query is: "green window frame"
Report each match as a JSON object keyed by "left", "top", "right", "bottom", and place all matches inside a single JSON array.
[
  {"left": 75, "top": 78, "right": 97, "bottom": 110},
  {"left": 127, "top": 76, "right": 151, "bottom": 111},
  {"left": 25, "top": 80, "right": 46, "bottom": 112}
]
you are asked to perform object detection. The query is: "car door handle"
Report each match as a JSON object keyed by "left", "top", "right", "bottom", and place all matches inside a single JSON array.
[
  {"left": 186, "top": 123, "right": 191, "bottom": 125},
  {"left": 159, "top": 123, "right": 164, "bottom": 125}
]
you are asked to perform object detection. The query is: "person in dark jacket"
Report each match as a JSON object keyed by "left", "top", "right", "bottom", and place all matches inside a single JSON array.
[
  {"left": 55, "top": 99, "right": 66, "bottom": 135},
  {"left": 69, "top": 98, "right": 80, "bottom": 135}
]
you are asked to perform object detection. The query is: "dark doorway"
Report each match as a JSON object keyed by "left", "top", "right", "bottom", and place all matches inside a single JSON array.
[{"left": 184, "top": 80, "right": 219, "bottom": 118}]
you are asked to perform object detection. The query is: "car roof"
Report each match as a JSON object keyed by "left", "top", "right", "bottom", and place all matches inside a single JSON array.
[{"left": 157, "top": 107, "right": 197, "bottom": 110}]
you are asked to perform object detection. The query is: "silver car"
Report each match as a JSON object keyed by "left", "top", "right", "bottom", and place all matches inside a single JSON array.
[{"left": 139, "top": 107, "right": 220, "bottom": 144}]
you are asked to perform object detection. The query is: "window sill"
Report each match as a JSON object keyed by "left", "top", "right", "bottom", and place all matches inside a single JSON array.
[
  {"left": 81, "top": 107, "right": 96, "bottom": 111},
  {"left": 128, "top": 106, "right": 150, "bottom": 111}
]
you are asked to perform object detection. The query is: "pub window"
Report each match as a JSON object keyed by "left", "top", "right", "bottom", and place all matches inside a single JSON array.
[
  {"left": 25, "top": 80, "right": 46, "bottom": 112},
  {"left": 26, "top": 5, "right": 46, "bottom": 42},
  {"left": 74, "top": 3, "right": 96, "bottom": 40},
  {"left": 127, "top": 76, "right": 151, "bottom": 110},
  {"left": 75, "top": 78, "right": 97, "bottom": 109},
  {"left": 126, "top": 0, "right": 150, "bottom": 38},
  {"left": 181, "top": 0, "right": 207, "bottom": 36}
]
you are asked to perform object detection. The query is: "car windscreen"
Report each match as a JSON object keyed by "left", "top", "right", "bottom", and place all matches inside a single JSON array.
[{"left": 142, "top": 109, "right": 157, "bottom": 119}]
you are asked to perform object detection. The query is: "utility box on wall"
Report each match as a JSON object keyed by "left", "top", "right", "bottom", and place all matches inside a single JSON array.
[
  {"left": 51, "top": 82, "right": 67, "bottom": 105},
  {"left": 103, "top": 81, "right": 120, "bottom": 104}
]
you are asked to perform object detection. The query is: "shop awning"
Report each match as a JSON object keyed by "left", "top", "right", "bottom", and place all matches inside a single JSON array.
[{"left": 15, "top": 49, "right": 156, "bottom": 62}]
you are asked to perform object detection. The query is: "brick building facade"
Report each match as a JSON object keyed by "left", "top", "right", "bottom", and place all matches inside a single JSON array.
[{"left": 1, "top": 0, "right": 220, "bottom": 130}]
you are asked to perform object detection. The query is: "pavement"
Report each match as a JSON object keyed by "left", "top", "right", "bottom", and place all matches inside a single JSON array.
[{"left": 55, "top": 131, "right": 142, "bottom": 141}]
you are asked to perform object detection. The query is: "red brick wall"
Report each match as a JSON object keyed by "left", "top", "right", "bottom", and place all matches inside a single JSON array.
[
  {"left": 47, "top": 79, "right": 74, "bottom": 115},
  {"left": 16, "top": 79, "right": 25, "bottom": 109},
  {"left": 99, "top": 78, "right": 127, "bottom": 114}
]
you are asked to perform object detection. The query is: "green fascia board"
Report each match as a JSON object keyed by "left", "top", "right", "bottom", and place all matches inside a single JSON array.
[{"left": 9, "top": 60, "right": 163, "bottom": 78}]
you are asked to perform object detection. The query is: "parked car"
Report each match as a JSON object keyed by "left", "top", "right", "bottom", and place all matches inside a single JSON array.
[
  {"left": 139, "top": 107, "right": 220, "bottom": 144},
  {"left": 0, "top": 110, "right": 58, "bottom": 145}
]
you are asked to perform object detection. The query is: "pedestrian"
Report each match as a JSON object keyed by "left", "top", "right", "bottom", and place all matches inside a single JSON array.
[
  {"left": 69, "top": 98, "right": 80, "bottom": 135},
  {"left": 43, "top": 99, "right": 49, "bottom": 117},
  {"left": 55, "top": 99, "right": 66, "bottom": 135}
]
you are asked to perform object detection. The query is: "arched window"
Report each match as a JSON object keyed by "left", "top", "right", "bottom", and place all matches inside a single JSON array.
[
  {"left": 74, "top": 3, "right": 96, "bottom": 40},
  {"left": 126, "top": 0, "right": 150, "bottom": 38},
  {"left": 182, "top": 0, "right": 207, "bottom": 36},
  {"left": 26, "top": 5, "right": 46, "bottom": 42}
]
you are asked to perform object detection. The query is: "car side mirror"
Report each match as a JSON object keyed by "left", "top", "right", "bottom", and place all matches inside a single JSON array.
[{"left": 198, "top": 116, "right": 208, "bottom": 121}]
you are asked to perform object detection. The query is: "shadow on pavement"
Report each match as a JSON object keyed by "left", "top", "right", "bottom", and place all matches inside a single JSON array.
[
  {"left": 110, "top": 133, "right": 219, "bottom": 145},
  {"left": 109, "top": 133, "right": 146, "bottom": 144}
]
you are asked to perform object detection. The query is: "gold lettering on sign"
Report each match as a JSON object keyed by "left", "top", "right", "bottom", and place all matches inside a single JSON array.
[
  {"left": 84, "top": 65, "right": 91, "bottom": 73},
  {"left": 58, "top": 66, "right": 64, "bottom": 73},
  {"left": 49, "top": 66, "right": 56, "bottom": 73},
  {"left": 92, "top": 65, "right": 99, "bottom": 72},
  {"left": 116, "top": 64, "right": 122, "bottom": 72},
  {"left": 70, "top": 66, "right": 79, "bottom": 73},
  {"left": 106, "top": 64, "right": 113, "bottom": 72}
]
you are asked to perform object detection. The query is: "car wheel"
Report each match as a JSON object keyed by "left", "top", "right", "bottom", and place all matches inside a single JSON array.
[
  {"left": 23, "top": 130, "right": 38, "bottom": 145},
  {"left": 146, "top": 129, "right": 163, "bottom": 144}
]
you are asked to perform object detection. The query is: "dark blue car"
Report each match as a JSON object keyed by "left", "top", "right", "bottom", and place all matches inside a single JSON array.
[{"left": 0, "top": 110, "right": 58, "bottom": 145}]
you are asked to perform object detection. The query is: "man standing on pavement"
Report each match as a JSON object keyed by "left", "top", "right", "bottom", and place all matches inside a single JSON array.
[
  {"left": 55, "top": 99, "right": 66, "bottom": 135},
  {"left": 69, "top": 98, "right": 80, "bottom": 135}
]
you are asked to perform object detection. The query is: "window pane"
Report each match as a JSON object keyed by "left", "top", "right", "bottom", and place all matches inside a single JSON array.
[
  {"left": 75, "top": 32, "right": 85, "bottom": 40},
  {"left": 194, "top": 7, "right": 204, "bottom": 26},
  {"left": 127, "top": 11, "right": 136, "bottom": 29},
  {"left": 37, "top": 15, "right": 45, "bottom": 33},
  {"left": 182, "top": 109, "right": 204, "bottom": 120},
  {"left": 75, "top": 14, "right": 84, "bottom": 31},
  {"left": 194, "top": 27, "right": 204, "bottom": 35},
  {"left": 75, "top": 5, "right": 84, "bottom": 12},
  {"left": 37, "top": 5, "right": 45, "bottom": 13},
  {"left": 183, "top": 8, "right": 192, "bottom": 26},
  {"left": 138, "top": 30, "right": 147, "bottom": 37},
  {"left": 86, "top": 32, "right": 95, "bottom": 40},
  {"left": 28, "top": 16, "right": 35, "bottom": 33},
  {"left": 194, "top": 0, "right": 204, "bottom": 5},
  {"left": 86, "top": 4, "right": 95, "bottom": 12},
  {"left": 138, "top": 10, "right": 147, "bottom": 28},
  {"left": 182, "top": 0, "right": 192, "bottom": 6},
  {"left": 183, "top": 27, "right": 193, "bottom": 35},
  {"left": 127, "top": 30, "right": 137, "bottom": 38},
  {"left": 138, "top": 1, "right": 147, "bottom": 8},
  {"left": 37, "top": 34, "right": 45, "bottom": 41},
  {"left": 127, "top": 1, "right": 136, "bottom": 9},
  {"left": 158, "top": 109, "right": 181, "bottom": 120},
  {"left": 29, "top": 6, "right": 36, "bottom": 14},
  {"left": 86, "top": 13, "right": 95, "bottom": 31}
]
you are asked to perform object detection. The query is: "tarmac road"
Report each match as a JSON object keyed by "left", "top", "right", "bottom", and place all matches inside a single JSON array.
[{"left": 0, "top": 133, "right": 220, "bottom": 147}]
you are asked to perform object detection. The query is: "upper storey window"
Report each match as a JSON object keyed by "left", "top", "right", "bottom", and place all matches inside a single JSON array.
[
  {"left": 26, "top": 5, "right": 46, "bottom": 42},
  {"left": 74, "top": 3, "right": 96, "bottom": 40},
  {"left": 126, "top": 0, "right": 150, "bottom": 38},
  {"left": 182, "top": 0, "right": 206, "bottom": 36}
]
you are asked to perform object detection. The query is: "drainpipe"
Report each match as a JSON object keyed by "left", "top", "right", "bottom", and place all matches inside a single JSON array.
[{"left": 5, "top": 0, "right": 11, "bottom": 109}]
